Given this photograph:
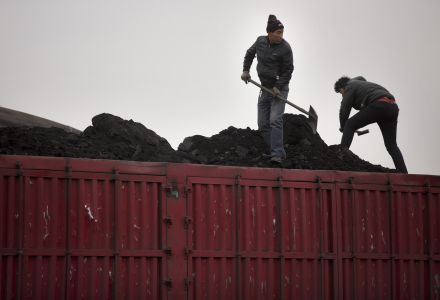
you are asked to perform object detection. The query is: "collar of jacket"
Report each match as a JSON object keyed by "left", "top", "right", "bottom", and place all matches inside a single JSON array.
[{"left": 266, "top": 36, "right": 283, "bottom": 47}]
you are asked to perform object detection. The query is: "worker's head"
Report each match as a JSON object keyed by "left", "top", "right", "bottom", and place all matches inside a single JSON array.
[
  {"left": 334, "top": 76, "right": 351, "bottom": 94},
  {"left": 266, "top": 15, "right": 284, "bottom": 44}
]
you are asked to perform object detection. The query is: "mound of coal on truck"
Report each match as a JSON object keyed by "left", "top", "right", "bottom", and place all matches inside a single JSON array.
[{"left": 0, "top": 112, "right": 391, "bottom": 172}]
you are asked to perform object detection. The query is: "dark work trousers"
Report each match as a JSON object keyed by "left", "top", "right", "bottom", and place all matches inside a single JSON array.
[{"left": 341, "top": 101, "right": 408, "bottom": 173}]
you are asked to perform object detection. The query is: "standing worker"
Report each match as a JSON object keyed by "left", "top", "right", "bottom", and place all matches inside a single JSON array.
[
  {"left": 241, "top": 14, "right": 294, "bottom": 165},
  {"left": 334, "top": 76, "right": 408, "bottom": 173}
]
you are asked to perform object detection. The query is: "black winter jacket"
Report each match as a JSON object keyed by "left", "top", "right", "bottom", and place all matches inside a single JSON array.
[
  {"left": 339, "top": 76, "right": 395, "bottom": 129},
  {"left": 243, "top": 36, "right": 294, "bottom": 89}
]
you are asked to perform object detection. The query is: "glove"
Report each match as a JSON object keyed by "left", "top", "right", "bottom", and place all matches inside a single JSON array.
[
  {"left": 273, "top": 87, "right": 281, "bottom": 97},
  {"left": 241, "top": 71, "right": 251, "bottom": 83},
  {"left": 339, "top": 127, "right": 343, "bottom": 133}
]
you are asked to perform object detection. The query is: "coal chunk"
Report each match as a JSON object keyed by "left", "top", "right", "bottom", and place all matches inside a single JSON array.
[{"left": 0, "top": 112, "right": 393, "bottom": 172}]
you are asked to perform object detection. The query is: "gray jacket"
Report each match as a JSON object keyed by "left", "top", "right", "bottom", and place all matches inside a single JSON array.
[
  {"left": 243, "top": 36, "right": 294, "bottom": 89},
  {"left": 339, "top": 76, "right": 394, "bottom": 129}
]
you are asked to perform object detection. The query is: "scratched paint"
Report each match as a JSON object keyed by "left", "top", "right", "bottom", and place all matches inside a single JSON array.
[{"left": 0, "top": 156, "right": 439, "bottom": 299}]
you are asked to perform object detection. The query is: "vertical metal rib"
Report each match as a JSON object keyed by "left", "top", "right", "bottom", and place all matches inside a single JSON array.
[
  {"left": 235, "top": 175, "right": 242, "bottom": 300},
  {"left": 112, "top": 169, "right": 119, "bottom": 300},
  {"left": 15, "top": 161, "right": 24, "bottom": 300},
  {"left": 387, "top": 179, "right": 395, "bottom": 300},
  {"left": 349, "top": 177, "right": 357, "bottom": 300},
  {"left": 277, "top": 176, "right": 285, "bottom": 300},
  {"left": 316, "top": 176, "right": 324, "bottom": 300},
  {"left": 63, "top": 165, "right": 72, "bottom": 300},
  {"left": 425, "top": 181, "right": 433, "bottom": 300}
]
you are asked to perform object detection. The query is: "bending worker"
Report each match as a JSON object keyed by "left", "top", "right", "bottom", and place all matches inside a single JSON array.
[
  {"left": 334, "top": 76, "right": 408, "bottom": 173},
  {"left": 241, "top": 14, "right": 294, "bottom": 164}
]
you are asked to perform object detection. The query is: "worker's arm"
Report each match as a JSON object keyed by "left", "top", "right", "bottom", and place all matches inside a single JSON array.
[
  {"left": 339, "top": 87, "right": 355, "bottom": 130},
  {"left": 243, "top": 39, "right": 257, "bottom": 72}
]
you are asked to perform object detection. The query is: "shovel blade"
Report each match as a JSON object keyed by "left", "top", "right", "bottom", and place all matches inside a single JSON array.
[{"left": 307, "top": 105, "right": 318, "bottom": 134}]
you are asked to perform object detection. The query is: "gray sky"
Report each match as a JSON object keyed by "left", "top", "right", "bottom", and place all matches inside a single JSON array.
[{"left": 1, "top": 0, "right": 439, "bottom": 175}]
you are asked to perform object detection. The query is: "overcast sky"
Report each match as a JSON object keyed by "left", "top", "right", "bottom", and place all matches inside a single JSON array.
[{"left": 1, "top": 0, "right": 439, "bottom": 175}]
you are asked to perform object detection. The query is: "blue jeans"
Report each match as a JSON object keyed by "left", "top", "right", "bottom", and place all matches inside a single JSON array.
[{"left": 258, "top": 87, "right": 288, "bottom": 159}]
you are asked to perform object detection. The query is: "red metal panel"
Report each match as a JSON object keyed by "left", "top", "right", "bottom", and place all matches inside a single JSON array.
[
  {"left": 339, "top": 184, "right": 389, "bottom": 300},
  {"left": 67, "top": 256, "right": 113, "bottom": 299},
  {"left": 187, "top": 177, "right": 237, "bottom": 300},
  {"left": 348, "top": 259, "right": 391, "bottom": 300},
  {"left": 117, "top": 257, "right": 161, "bottom": 299},
  {"left": 115, "top": 174, "right": 166, "bottom": 299},
  {"left": 0, "top": 168, "right": 23, "bottom": 299},
  {"left": 0, "top": 254, "right": 18, "bottom": 299},
  {"left": 191, "top": 257, "right": 235, "bottom": 299},
  {"left": 393, "top": 260, "right": 430, "bottom": 299},
  {"left": 336, "top": 175, "right": 440, "bottom": 300},
  {"left": 185, "top": 174, "right": 337, "bottom": 300},
  {"left": 238, "top": 180, "right": 284, "bottom": 300},
  {"left": 23, "top": 173, "right": 67, "bottom": 250},
  {"left": 190, "top": 178, "right": 235, "bottom": 252},
  {"left": 428, "top": 187, "right": 440, "bottom": 299},
  {"left": 1, "top": 155, "right": 440, "bottom": 299},
  {"left": 22, "top": 256, "right": 65, "bottom": 299},
  {"left": 67, "top": 171, "right": 167, "bottom": 300},
  {"left": 280, "top": 181, "right": 336, "bottom": 300},
  {"left": 338, "top": 181, "right": 393, "bottom": 300},
  {"left": 284, "top": 259, "right": 321, "bottom": 299},
  {"left": 0, "top": 170, "right": 19, "bottom": 250},
  {"left": 429, "top": 187, "right": 440, "bottom": 254},
  {"left": 117, "top": 177, "right": 163, "bottom": 251},
  {"left": 391, "top": 184, "right": 432, "bottom": 299},
  {"left": 69, "top": 175, "right": 113, "bottom": 251},
  {"left": 0, "top": 156, "right": 168, "bottom": 300},
  {"left": 64, "top": 173, "right": 116, "bottom": 300},
  {"left": 392, "top": 187, "right": 429, "bottom": 256}
]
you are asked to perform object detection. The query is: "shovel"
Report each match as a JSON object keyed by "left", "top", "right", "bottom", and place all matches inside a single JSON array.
[
  {"left": 356, "top": 129, "right": 369, "bottom": 136},
  {"left": 248, "top": 79, "right": 318, "bottom": 134}
]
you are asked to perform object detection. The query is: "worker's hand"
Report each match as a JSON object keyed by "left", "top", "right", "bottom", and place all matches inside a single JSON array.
[
  {"left": 273, "top": 87, "right": 281, "bottom": 97},
  {"left": 241, "top": 71, "right": 251, "bottom": 84},
  {"left": 339, "top": 127, "right": 343, "bottom": 133}
]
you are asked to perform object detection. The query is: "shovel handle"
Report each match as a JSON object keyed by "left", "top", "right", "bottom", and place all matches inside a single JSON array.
[
  {"left": 356, "top": 129, "right": 369, "bottom": 136},
  {"left": 248, "top": 79, "right": 310, "bottom": 116}
]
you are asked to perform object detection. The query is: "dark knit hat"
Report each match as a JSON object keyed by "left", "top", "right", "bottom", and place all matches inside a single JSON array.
[{"left": 266, "top": 14, "right": 284, "bottom": 33}]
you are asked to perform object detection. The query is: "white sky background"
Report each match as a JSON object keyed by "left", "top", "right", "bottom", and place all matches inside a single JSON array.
[{"left": 1, "top": 0, "right": 439, "bottom": 175}]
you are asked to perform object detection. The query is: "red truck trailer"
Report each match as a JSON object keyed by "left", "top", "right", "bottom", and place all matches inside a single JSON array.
[{"left": 1, "top": 155, "right": 439, "bottom": 299}]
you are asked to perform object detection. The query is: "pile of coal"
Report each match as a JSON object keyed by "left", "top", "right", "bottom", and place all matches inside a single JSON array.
[
  {"left": 179, "top": 114, "right": 389, "bottom": 172},
  {"left": 0, "top": 113, "right": 391, "bottom": 172}
]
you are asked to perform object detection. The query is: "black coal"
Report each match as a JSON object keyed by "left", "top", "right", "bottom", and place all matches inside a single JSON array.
[{"left": 0, "top": 113, "right": 392, "bottom": 172}]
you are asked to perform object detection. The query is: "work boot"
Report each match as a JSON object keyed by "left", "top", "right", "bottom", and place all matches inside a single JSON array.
[{"left": 270, "top": 156, "right": 282, "bottom": 165}]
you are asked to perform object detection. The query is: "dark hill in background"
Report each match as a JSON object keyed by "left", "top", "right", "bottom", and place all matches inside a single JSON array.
[
  {"left": 0, "top": 107, "right": 80, "bottom": 134},
  {"left": 0, "top": 112, "right": 392, "bottom": 172}
]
